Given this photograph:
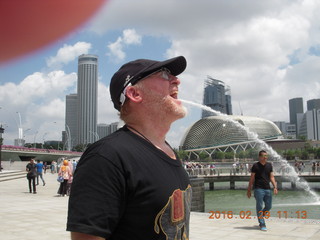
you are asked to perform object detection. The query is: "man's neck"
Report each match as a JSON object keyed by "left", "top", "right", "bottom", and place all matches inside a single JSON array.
[
  {"left": 126, "top": 123, "right": 176, "bottom": 159},
  {"left": 126, "top": 122, "right": 168, "bottom": 145},
  {"left": 259, "top": 160, "right": 267, "bottom": 165}
]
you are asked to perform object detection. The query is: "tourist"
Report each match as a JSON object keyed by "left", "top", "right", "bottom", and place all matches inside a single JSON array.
[
  {"left": 300, "top": 162, "right": 305, "bottom": 174},
  {"left": 26, "top": 158, "right": 37, "bottom": 194},
  {"left": 67, "top": 56, "right": 192, "bottom": 240},
  {"left": 72, "top": 159, "right": 77, "bottom": 174},
  {"left": 247, "top": 150, "right": 278, "bottom": 231},
  {"left": 50, "top": 160, "right": 56, "bottom": 173},
  {"left": 35, "top": 160, "right": 46, "bottom": 186},
  {"left": 57, "top": 160, "right": 72, "bottom": 197},
  {"left": 312, "top": 162, "right": 316, "bottom": 175},
  {"left": 43, "top": 161, "right": 47, "bottom": 174}
]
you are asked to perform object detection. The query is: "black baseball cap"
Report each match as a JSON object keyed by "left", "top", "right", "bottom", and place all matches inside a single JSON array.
[{"left": 110, "top": 56, "right": 187, "bottom": 111}]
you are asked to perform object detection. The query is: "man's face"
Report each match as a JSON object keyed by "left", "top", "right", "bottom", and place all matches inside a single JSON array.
[
  {"left": 139, "top": 70, "right": 187, "bottom": 120},
  {"left": 259, "top": 152, "right": 268, "bottom": 161}
]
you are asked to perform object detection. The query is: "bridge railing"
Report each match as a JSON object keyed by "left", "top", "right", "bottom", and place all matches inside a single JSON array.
[
  {"left": 2, "top": 145, "right": 82, "bottom": 155},
  {"left": 186, "top": 165, "right": 320, "bottom": 177},
  {"left": 185, "top": 167, "right": 251, "bottom": 176}
]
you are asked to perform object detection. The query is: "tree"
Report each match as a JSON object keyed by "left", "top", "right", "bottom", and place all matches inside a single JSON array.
[
  {"left": 176, "top": 149, "right": 188, "bottom": 160},
  {"left": 315, "top": 148, "right": 320, "bottom": 159},
  {"left": 301, "top": 150, "right": 309, "bottom": 160},
  {"left": 214, "top": 151, "right": 225, "bottom": 160},
  {"left": 238, "top": 150, "right": 248, "bottom": 159},
  {"left": 199, "top": 151, "right": 209, "bottom": 161},
  {"left": 285, "top": 150, "right": 295, "bottom": 160},
  {"left": 225, "top": 152, "right": 234, "bottom": 159}
]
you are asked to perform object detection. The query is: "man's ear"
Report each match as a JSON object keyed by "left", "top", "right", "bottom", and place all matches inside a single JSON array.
[{"left": 125, "top": 86, "right": 143, "bottom": 103}]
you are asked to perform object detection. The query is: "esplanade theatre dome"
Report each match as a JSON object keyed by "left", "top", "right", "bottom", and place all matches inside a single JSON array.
[{"left": 180, "top": 115, "right": 282, "bottom": 152}]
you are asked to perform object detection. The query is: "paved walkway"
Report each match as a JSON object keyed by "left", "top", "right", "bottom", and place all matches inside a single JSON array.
[{"left": 0, "top": 171, "right": 319, "bottom": 240}]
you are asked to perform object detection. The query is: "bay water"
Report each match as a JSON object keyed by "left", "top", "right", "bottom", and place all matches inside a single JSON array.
[{"left": 205, "top": 183, "right": 320, "bottom": 220}]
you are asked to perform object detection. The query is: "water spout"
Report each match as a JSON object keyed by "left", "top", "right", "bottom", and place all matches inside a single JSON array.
[{"left": 181, "top": 99, "right": 320, "bottom": 202}]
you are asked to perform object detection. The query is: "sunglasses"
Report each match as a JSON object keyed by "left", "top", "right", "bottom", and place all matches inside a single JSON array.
[
  {"left": 147, "top": 68, "right": 173, "bottom": 81},
  {"left": 119, "top": 68, "right": 174, "bottom": 106}
]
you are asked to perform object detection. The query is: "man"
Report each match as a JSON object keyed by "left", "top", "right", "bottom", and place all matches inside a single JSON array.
[
  {"left": 67, "top": 56, "right": 192, "bottom": 240},
  {"left": 26, "top": 158, "right": 37, "bottom": 194},
  {"left": 36, "top": 160, "right": 46, "bottom": 186},
  {"left": 247, "top": 150, "right": 278, "bottom": 231}
]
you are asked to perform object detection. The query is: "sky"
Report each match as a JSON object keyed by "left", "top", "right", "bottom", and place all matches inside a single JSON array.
[{"left": 1, "top": 0, "right": 320, "bottom": 148}]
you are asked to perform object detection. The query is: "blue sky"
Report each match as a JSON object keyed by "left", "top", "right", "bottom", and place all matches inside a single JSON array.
[{"left": 1, "top": 0, "right": 320, "bottom": 147}]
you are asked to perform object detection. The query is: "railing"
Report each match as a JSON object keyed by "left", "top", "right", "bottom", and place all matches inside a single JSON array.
[
  {"left": 2, "top": 145, "right": 82, "bottom": 155},
  {"left": 185, "top": 166, "right": 320, "bottom": 177},
  {"left": 185, "top": 167, "right": 250, "bottom": 176}
]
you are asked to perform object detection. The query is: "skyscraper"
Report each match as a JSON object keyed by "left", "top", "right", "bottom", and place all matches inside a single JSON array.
[
  {"left": 97, "top": 122, "right": 119, "bottom": 139},
  {"left": 297, "top": 109, "right": 320, "bottom": 140},
  {"left": 76, "top": 54, "right": 98, "bottom": 146},
  {"left": 289, "top": 97, "right": 304, "bottom": 135},
  {"left": 65, "top": 94, "right": 78, "bottom": 150},
  {"left": 307, "top": 98, "right": 320, "bottom": 111},
  {"left": 202, "top": 76, "right": 232, "bottom": 118},
  {"left": 289, "top": 97, "right": 303, "bottom": 124}
]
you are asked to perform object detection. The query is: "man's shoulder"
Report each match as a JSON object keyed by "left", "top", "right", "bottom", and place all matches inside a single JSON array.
[
  {"left": 266, "top": 162, "right": 273, "bottom": 169},
  {"left": 82, "top": 128, "right": 134, "bottom": 157},
  {"left": 95, "top": 128, "right": 130, "bottom": 146},
  {"left": 252, "top": 162, "right": 259, "bottom": 167}
]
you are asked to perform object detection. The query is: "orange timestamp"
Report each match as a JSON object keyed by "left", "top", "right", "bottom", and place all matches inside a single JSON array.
[{"left": 208, "top": 210, "right": 308, "bottom": 219}]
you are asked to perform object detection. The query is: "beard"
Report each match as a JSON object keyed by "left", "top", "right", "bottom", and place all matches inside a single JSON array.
[{"left": 143, "top": 90, "right": 187, "bottom": 121}]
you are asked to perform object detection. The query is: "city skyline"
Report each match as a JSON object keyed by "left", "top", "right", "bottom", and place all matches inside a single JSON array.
[{"left": 1, "top": 1, "right": 320, "bottom": 148}]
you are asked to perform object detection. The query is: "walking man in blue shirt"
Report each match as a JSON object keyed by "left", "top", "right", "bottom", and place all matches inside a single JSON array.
[{"left": 36, "top": 160, "right": 46, "bottom": 186}]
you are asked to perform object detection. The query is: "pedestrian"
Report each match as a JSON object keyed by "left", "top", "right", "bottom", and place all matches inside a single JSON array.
[
  {"left": 43, "top": 161, "right": 47, "bottom": 174},
  {"left": 312, "top": 162, "right": 316, "bottom": 175},
  {"left": 26, "top": 158, "right": 37, "bottom": 194},
  {"left": 247, "top": 150, "right": 278, "bottom": 231},
  {"left": 52, "top": 160, "right": 57, "bottom": 173},
  {"left": 67, "top": 56, "right": 192, "bottom": 240},
  {"left": 72, "top": 159, "right": 77, "bottom": 174},
  {"left": 35, "top": 160, "right": 46, "bottom": 186},
  {"left": 57, "top": 160, "right": 72, "bottom": 197},
  {"left": 50, "top": 160, "right": 55, "bottom": 173}
]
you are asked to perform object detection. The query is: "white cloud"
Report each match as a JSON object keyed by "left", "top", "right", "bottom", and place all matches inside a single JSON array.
[
  {"left": 3, "top": 0, "right": 320, "bottom": 148},
  {"left": 46, "top": 42, "right": 92, "bottom": 68},
  {"left": 0, "top": 69, "right": 77, "bottom": 145},
  {"left": 94, "top": 0, "right": 320, "bottom": 146},
  {"left": 107, "top": 29, "right": 141, "bottom": 62},
  {"left": 97, "top": 80, "right": 120, "bottom": 124}
]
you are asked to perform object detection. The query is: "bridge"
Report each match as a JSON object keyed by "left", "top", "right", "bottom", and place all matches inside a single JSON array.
[
  {"left": 202, "top": 174, "right": 320, "bottom": 190},
  {"left": 0, "top": 145, "right": 82, "bottom": 170},
  {"left": 186, "top": 168, "right": 320, "bottom": 190}
]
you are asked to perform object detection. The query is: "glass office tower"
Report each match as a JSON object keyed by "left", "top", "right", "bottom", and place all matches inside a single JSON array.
[
  {"left": 202, "top": 76, "right": 232, "bottom": 118},
  {"left": 76, "top": 54, "right": 98, "bottom": 146}
]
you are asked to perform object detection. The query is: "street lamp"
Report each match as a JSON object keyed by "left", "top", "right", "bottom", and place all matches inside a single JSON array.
[
  {"left": 65, "top": 124, "right": 71, "bottom": 151},
  {"left": 53, "top": 122, "right": 61, "bottom": 150},
  {"left": 33, "top": 131, "right": 38, "bottom": 148},
  {"left": 16, "top": 112, "right": 23, "bottom": 139},
  {"left": 42, "top": 132, "right": 48, "bottom": 149},
  {"left": 0, "top": 125, "right": 4, "bottom": 171},
  {"left": 89, "top": 130, "right": 100, "bottom": 142},
  {"left": 0, "top": 107, "right": 21, "bottom": 145},
  {"left": 23, "top": 128, "right": 31, "bottom": 144}
]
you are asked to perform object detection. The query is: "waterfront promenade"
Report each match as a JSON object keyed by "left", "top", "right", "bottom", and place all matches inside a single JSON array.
[{"left": 0, "top": 171, "right": 319, "bottom": 240}]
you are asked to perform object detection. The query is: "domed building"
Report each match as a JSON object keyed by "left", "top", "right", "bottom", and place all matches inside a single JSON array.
[{"left": 180, "top": 115, "right": 283, "bottom": 159}]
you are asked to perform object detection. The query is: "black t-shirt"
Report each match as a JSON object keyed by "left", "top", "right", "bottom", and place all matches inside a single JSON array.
[
  {"left": 67, "top": 126, "right": 191, "bottom": 240},
  {"left": 26, "top": 163, "right": 37, "bottom": 178},
  {"left": 251, "top": 161, "right": 273, "bottom": 189}
]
